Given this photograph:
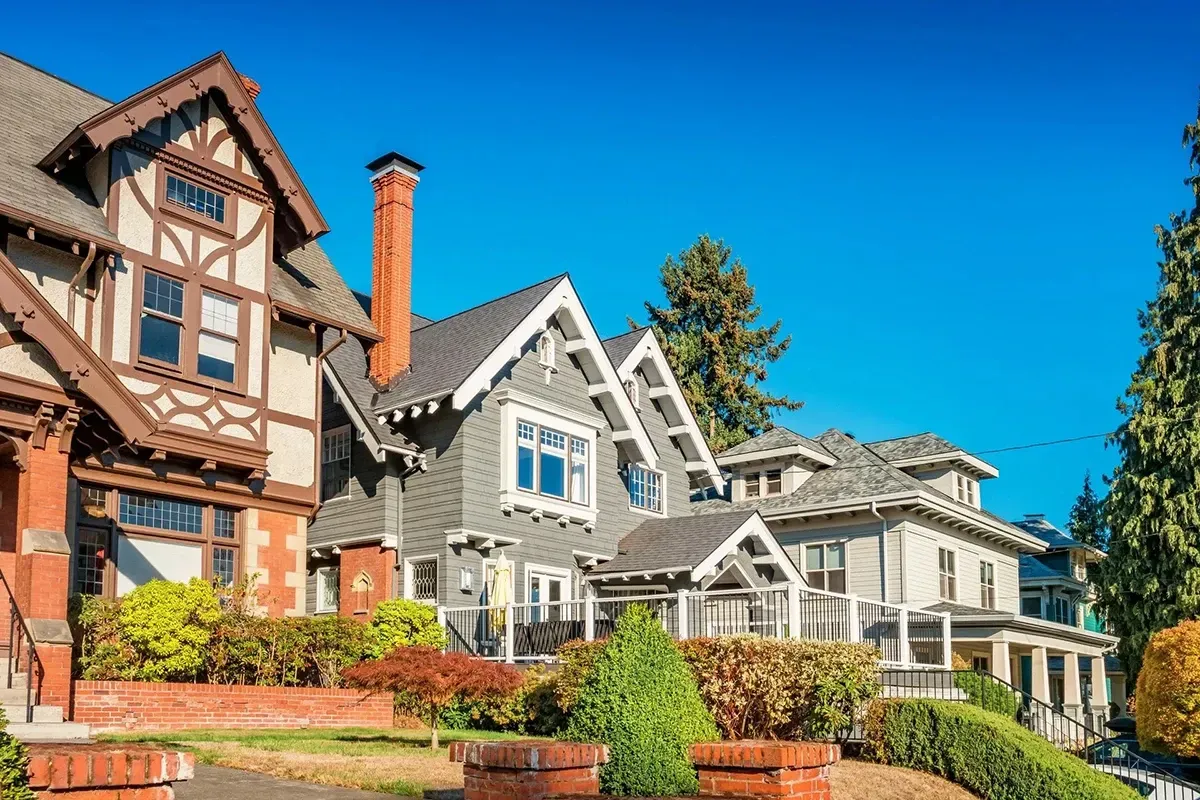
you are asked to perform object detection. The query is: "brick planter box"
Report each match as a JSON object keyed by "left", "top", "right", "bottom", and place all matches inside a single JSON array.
[
  {"left": 691, "top": 741, "right": 840, "bottom": 800},
  {"left": 27, "top": 745, "right": 194, "bottom": 799},
  {"left": 71, "top": 680, "right": 393, "bottom": 732},
  {"left": 450, "top": 740, "right": 609, "bottom": 800}
]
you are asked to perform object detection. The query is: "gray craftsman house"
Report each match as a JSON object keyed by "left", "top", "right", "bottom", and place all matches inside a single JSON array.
[
  {"left": 305, "top": 152, "right": 800, "bottom": 620},
  {"left": 694, "top": 427, "right": 1121, "bottom": 725}
]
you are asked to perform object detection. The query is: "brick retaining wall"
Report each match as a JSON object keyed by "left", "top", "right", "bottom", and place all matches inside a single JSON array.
[
  {"left": 27, "top": 745, "right": 193, "bottom": 799},
  {"left": 691, "top": 741, "right": 840, "bottom": 800},
  {"left": 451, "top": 741, "right": 609, "bottom": 800},
  {"left": 72, "top": 681, "right": 393, "bottom": 732}
]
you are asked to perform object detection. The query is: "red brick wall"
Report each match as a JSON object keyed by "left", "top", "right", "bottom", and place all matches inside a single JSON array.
[
  {"left": 450, "top": 741, "right": 608, "bottom": 800},
  {"left": 0, "top": 463, "right": 18, "bottom": 640},
  {"left": 72, "top": 681, "right": 394, "bottom": 732},
  {"left": 27, "top": 745, "right": 193, "bottom": 800},
  {"left": 339, "top": 542, "right": 394, "bottom": 617},
  {"left": 249, "top": 509, "right": 303, "bottom": 617},
  {"left": 691, "top": 741, "right": 840, "bottom": 800}
]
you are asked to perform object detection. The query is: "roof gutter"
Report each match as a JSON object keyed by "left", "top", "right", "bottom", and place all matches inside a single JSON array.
[{"left": 869, "top": 500, "right": 888, "bottom": 603}]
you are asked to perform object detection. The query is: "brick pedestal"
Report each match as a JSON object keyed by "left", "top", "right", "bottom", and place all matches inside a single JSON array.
[
  {"left": 691, "top": 741, "right": 840, "bottom": 800},
  {"left": 27, "top": 745, "right": 194, "bottom": 799},
  {"left": 450, "top": 741, "right": 609, "bottom": 800}
]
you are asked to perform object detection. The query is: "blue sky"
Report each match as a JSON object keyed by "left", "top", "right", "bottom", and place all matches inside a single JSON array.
[{"left": 5, "top": 1, "right": 1199, "bottom": 528}]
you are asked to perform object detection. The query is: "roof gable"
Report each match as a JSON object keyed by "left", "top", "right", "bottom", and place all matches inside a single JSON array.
[
  {"left": 866, "top": 431, "right": 999, "bottom": 478},
  {"left": 716, "top": 425, "right": 837, "bottom": 466}
]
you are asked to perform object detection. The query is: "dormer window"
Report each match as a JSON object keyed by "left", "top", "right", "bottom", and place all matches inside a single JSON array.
[
  {"left": 624, "top": 378, "right": 640, "bottom": 410},
  {"left": 955, "top": 474, "right": 978, "bottom": 506},
  {"left": 537, "top": 332, "right": 556, "bottom": 370}
]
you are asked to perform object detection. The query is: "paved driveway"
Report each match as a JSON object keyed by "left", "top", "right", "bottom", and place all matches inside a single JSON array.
[{"left": 175, "top": 765, "right": 410, "bottom": 798}]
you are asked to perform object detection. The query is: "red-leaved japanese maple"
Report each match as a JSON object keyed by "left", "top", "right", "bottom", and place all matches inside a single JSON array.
[{"left": 342, "top": 646, "right": 523, "bottom": 748}]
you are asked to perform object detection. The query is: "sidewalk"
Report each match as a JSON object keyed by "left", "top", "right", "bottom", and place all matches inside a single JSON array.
[{"left": 175, "top": 765, "right": 402, "bottom": 798}]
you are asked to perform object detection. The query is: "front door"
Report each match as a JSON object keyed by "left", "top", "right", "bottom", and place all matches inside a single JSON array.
[{"left": 530, "top": 572, "right": 567, "bottom": 622}]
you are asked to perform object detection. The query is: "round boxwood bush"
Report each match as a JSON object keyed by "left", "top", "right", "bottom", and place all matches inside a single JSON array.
[
  {"left": 565, "top": 604, "right": 718, "bottom": 795},
  {"left": 1137, "top": 620, "right": 1200, "bottom": 757}
]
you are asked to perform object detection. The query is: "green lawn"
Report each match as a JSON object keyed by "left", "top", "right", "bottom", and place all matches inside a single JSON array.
[{"left": 98, "top": 726, "right": 527, "bottom": 796}]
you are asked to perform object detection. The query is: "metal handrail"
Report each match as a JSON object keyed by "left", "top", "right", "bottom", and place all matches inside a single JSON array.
[{"left": 0, "top": 569, "right": 42, "bottom": 723}]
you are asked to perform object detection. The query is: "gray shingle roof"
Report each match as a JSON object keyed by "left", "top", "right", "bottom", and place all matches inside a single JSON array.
[
  {"left": 602, "top": 328, "right": 649, "bottom": 368},
  {"left": 321, "top": 327, "right": 413, "bottom": 449},
  {"left": 865, "top": 432, "right": 961, "bottom": 462},
  {"left": 922, "top": 601, "right": 1010, "bottom": 618},
  {"left": 1012, "top": 517, "right": 1085, "bottom": 550},
  {"left": 591, "top": 510, "right": 759, "bottom": 574},
  {"left": 274, "top": 243, "right": 375, "bottom": 337},
  {"left": 374, "top": 274, "right": 568, "bottom": 410},
  {"left": 0, "top": 53, "right": 114, "bottom": 241},
  {"left": 718, "top": 426, "right": 835, "bottom": 461}
]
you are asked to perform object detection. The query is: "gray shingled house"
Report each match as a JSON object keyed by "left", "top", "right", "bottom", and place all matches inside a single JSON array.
[{"left": 306, "top": 153, "right": 801, "bottom": 625}]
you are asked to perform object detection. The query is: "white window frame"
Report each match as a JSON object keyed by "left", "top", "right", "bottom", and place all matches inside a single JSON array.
[
  {"left": 321, "top": 424, "right": 352, "bottom": 502},
  {"left": 955, "top": 473, "right": 979, "bottom": 507},
  {"left": 315, "top": 566, "right": 340, "bottom": 614},
  {"left": 743, "top": 471, "right": 762, "bottom": 499},
  {"left": 404, "top": 555, "right": 439, "bottom": 605},
  {"left": 497, "top": 390, "right": 601, "bottom": 523},
  {"left": 803, "top": 541, "right": 848, "bottom": 594},
  {"left": 938, "top": 547, "right": 958, "bottom": 601},
  {"left": 525, "top": 562, "right": 573, "bottom": 622},
  {"left": 627, "top": 463, "right": 666, "bottom": 515},
  {"left": 764, "top": 468, "right": 783, "bottom": 497},
  {"left": 979, "top": 560, "right": 997, "bottom": 609}
]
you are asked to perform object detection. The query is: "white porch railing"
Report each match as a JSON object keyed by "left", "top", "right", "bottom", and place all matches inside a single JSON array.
[{"left": 439, "top": 582, "right": 951, "bottom": 670}]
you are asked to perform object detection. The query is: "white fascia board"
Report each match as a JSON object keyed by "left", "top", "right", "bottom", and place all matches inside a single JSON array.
[
  {"left": 756, "top": 492, "right": 920, "bottom": 522},
  {"left": 689, "top": 513, "right": 804, "bottom": 584},
  {"left": 614, "top": 331, "right": 725, "bottom": 492},
  {"left": 321, "top": 361, "right": 386, "bottom": 463},
  {"left": 890, "top": 451, "right": 1000, "bottom": 479},
  {"left": 585, "top": 565, "right": 693, "bottom": 581},
  {"left": 450, "top": 277, "right": 658, "bottom": 467},
  {"left": 716, "top": 444, "right": 838, "bottom": 468},
  {"left": 916, "top": 492, "right": 1048, "bottom": 553}
]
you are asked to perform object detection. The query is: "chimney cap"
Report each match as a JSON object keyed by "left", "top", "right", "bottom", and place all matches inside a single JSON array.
[
  {"left": 367, "top": 151, "right": 425, "bottom": 178},
  {"left": 1023, "top": 513, "right": 1046, "bottom": 521}
]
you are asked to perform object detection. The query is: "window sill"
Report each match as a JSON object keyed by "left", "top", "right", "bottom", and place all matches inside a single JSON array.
[
  {"left": 135, "top": 359, "right": 248, "bottom": 399},
  {"left": 499, "top": 490, "right": 598, "bottom": 525},
  {"left": 627, "top": 505, "right": 665, "bottom": 518}
]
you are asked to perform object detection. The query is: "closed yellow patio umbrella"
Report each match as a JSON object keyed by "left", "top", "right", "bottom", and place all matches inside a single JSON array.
[{"left": 489, "top": 552, "right": 512, "bottom": 632}]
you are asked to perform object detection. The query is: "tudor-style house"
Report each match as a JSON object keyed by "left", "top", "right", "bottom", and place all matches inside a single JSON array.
[
  {"left": 0, "top": 51, "right": 371, "bottom": 723},
  {"left": 694, "top": 428, "right": 1121, "bottom": 726},
  {"left": 306, "top": 154, "right": 801, "bottom": 619}
]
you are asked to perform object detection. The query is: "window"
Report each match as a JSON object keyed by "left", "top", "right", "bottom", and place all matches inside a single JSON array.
[
  {"left": 765, "top": 469, "right": 783, "bottom": 496},
  {"left": 79, "top": 485, "right": 109, "bottom": 520},
  {"left": 938, "top": 548, "right": 957, "bottom": 601},
  {"left": 406, "top": 557, "right": 438, "bottom": 603},
  {"left": 805, "top": 543, "right": 846, "bottom": 593},
  {"left": 212, "top": 547, "right": 236, "bottom": 586},
  {"left": 198, "top": 290, "right": 238, "bottom": 383},
  {"left": 971, "top": 656, "right": 990, "bottom": 673},
  {"left": 980, "top": 561, "right": 997, "bottom": 609},
  {"left": 74, "top": 526, "right": 108, "bottom": 596},
  {"left": 744, "top": 473, "right": 761, "bottom": 499},
  {"left": 119, "top": 492, "right": 203, "bottom": 533},
  {"left": 166, "top": 174, "right": 226, "bottom": 223},
  {"left": 316, "top": 566, "right": 340, "bottom": 613},
  {"left": 321, "top": 426, "right": 352, "bottom": 501},
  {"left": 628, "top": 465, "right": 663, "bottom": 513},
  {"left": 955, "top": 474, "right": 977, "bottom": 506},
  {"left": 515, "top": 419, "right": 589, "bottom": 504},
  {"left": 214, "top": 507, "right": 236, "bottom": 539},
  {"left": 1051, "top": 596, "right": 1072, "bottom": 625},
  {"left": 1022, "top": 596, "right": 1043, "bottom": 618},
  {"left": 528, "top": 567, "right": 570, "bottom": 622},
  {"left": 139, "top": 271, "right": 184, "bottom": 366}
]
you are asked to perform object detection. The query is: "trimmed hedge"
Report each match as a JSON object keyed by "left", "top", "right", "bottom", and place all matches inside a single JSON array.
[
  {"left": 565, "top": 605, "right": 718, "bottom": 795},
  {"left": 1137, "top": 620, "right": 1200, "bottom": 757},
  {"left": 865, "top": 699, "right": 1140, "bottom": 800}
]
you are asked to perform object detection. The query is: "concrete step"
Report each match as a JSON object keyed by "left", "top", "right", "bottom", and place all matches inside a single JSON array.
[
  {"left": 0, "top": 687, "right": 34, "bottom": 706},
  {"left": 2, "top": 704, "right": 62, "bottom": 723},
  {"left": 6, "top": 721, "right": 91, "bottom": 743}
]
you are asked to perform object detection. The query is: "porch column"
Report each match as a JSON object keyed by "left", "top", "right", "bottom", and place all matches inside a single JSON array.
[
  {"left": 1091, "top": 656, "right": 1110, "bottom": 727},
  {"left": 1110, "top": 674, "right": 1128, "bottom": 715},
  {"left": 990, "top": 640, "right": 1011, "bottom": 683},
  {"left": 14, "top": 432, "right": 72, "bottom": 716},
  {"left": 1062, "top": 653, "right": 1083, "bottom": 722},
  {"left": 1031, "top": 646, "right": 1051, "bottom": 704}
]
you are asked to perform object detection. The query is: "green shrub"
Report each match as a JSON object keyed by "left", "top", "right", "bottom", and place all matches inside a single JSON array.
[
  {"left": 865, "top": 699, "right": 1140, "bottom": 800},
  {"left": 565, "top": 604, "right": 718, "bottom": 796},
  {"left": 297, "top": 614, "right": 376, "bottom": 687},
  {"left": 118, "top": 579, "right": 223, "bottom": 681},
  {"left": 1137, "top": 620, "right": 1200, "bottom": 757},
  {"left": 441, "top": 665, "right": 566, "bottom": 735},
  {"left": 952, "top": 670, "right": 1021, "bottom": 719},
  {"left": 554, "top": 638, "right": 606, "bottom": 712},
  {"left": 369, "top": 599, "right": 447, "bottom": 657},
  {"left": 0, "top": 708, "right": 34, "bottom": 800},
  {"left": 70, "top": 593, "right": 136, "bottom": 680},
  {"left": 677, "top": 636, "right": 880, "bottom": 740}
]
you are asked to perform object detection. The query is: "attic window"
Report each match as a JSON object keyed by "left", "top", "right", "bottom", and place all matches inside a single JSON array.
[
  {"left": 166, "top": 175, "right": 226, "bottom": 224},
  {"left": 624, "top": 378, "right": 640, "bottom": 410}
]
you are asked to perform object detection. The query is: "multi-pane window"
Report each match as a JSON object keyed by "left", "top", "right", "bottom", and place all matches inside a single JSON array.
[
  {"left": 938, "top": 548, "right": 957, "bottom": 601},
  {"left": 166, "top": 174, "right": 226, "bottom": 223},
  {"left": 212, "top": 547, "right": 236, "bottom": 586},
  {"left": 980, "top": 561, "right": 997, "bottom": 609},
  {"left": 514, "top": 419, "right": 590, "bottom": 505},
  {"left": 955, "top": 474, "right": 977, "bottom": 506},
  {"left": 805, "top": 543, "right": 846, "bottom": 593},
  {"left": 972, "top": 656, "right": 990, "bottom": 673},
  {"left": 73, "top": 527, "right": 108, "bottom": 596},
  {"left": 744, "top": 473, "right": 761, "bottom": 499},
  {"left": 198, "top": 291, "right": 239, "bottom": 383},
  {"left": 214, "top": 507, "right": 236, "bottom": 539},
  {"left": 408, "top": 558, "right": 438, "bottom": 602},
  {"left": 119, "top": 492, "right": 203, "bottom": 533},
  {"left": 139, "top": 271, "right": 184, "bottom": 365},
  {"left": 1051, "top": 596, "right": 1072, "bottom": 625},
  {"left": 79, "top": 485, "right": 109, "bottom": 521},
  {"left": 628, "top": 465, "right": 663, "bottom": 513},
  {"left": 317, "top": 567, "right": 340, "bottom": 613},
  {"left": 765, "top": 469, "right": 783, "bottom": 496},
  {"left": 321, "top": 426, "right": 352, "bottom": 501}
]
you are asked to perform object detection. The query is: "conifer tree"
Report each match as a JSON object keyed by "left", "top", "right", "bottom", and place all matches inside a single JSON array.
[
  {"left": 1098, "top": 98, "right": 1200, "bottom": 680},
  {"left": 1066, "top": 471, "right": 1107, "bottom": 551},
  {"left": 636, "top": 235, "right": 801, "bottom": 452}
]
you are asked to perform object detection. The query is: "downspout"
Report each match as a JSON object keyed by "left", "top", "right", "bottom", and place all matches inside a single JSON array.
[
  {"left": 310, "top": 328, "right": 348, "bottom": 517},
  {"left": 66, "top": 241, "right": 97, "bottom": 333},
  {"left": 869, "top": 501, "right": 888, "bottom": 603}
]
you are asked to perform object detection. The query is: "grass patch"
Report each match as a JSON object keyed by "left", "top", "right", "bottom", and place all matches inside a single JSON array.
[{"left": 98, "top": 727, "right": 525, "bottom": 796}]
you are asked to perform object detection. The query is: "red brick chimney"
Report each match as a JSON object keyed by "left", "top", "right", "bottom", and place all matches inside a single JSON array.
[
  {"left": 366, "top": 152, "right": 424, "bottom": 386},
  {"left": 239, "top": 74, "right": 261, "bottom": 101}
]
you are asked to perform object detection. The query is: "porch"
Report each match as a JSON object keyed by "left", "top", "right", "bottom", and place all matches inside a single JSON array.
[{"left": 441, "top": 582, "right": 952, "bottom": 669}]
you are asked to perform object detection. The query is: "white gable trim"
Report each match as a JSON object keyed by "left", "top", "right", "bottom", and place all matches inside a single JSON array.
[
  {"left": 690, "top": 513, "right": 804, "bottom": 584},
  {"left": 450, "top": 277, "right": 658, "bottom": 468},
  {"left": 613, "top": 330, "right": 726, "bottom": 492},
  {"left": 321, "top": 360, "right": 387, "bottom": 463}
]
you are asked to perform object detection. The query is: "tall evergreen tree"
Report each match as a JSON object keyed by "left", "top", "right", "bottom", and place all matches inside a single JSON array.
[
  {"left": 1066, "top": 471, "right": 1107, "bottom": 550},
  {"left": 636, "top": 235, "right": 802, "bottom": 452},
  {"left": 1098, "top": 99, "right": 1200, "bottom": 681}
]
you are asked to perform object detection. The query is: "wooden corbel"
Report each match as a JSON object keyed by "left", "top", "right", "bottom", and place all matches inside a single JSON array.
[
  {"left": 57, "top": 408, "right": 80, "bottom": 454},
  {"left": 30, "top": 403, "right": 54, "bottom": 449}
]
